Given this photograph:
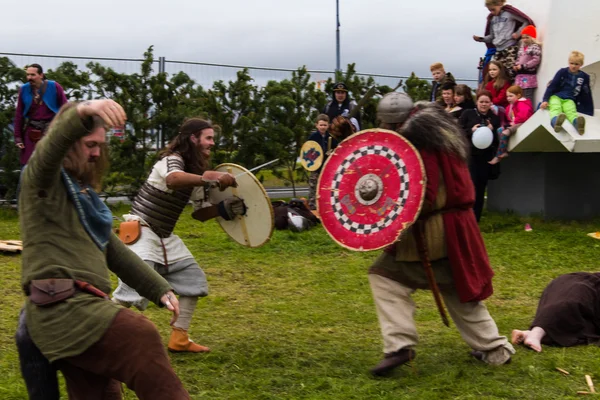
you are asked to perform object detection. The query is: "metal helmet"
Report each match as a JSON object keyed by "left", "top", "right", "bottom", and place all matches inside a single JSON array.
[{"left": 377, "top": 92, "right": 414, "bottom": 124}]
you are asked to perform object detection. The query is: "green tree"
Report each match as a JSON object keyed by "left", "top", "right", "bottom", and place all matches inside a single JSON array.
[
  {"left": 101, "top": 136, "right": 139, "bottom": 200},
  {"left": 46, "top": 62, "right": 92, "bottom": 100},
  {"left": 324, "top": 64, "right": 386, "bottom": 129},
  {"left": 258, "top": 67, "right": 326, "bottom": 195},
  {"left": 206, "top": 68, "right": 263, "bottom": 165},
  {"left": 87, "top": 46, "right": 157, "bottom": 192},
  {"left": 150, "top": 71, "right": 208, "bottom": 148},
  {"left": 0, "top": 47, "right": 442, "bottom": 201},
  {"left": 403, "top": 72, "right": 432, "bottom": 102},
  {"left": 0, "top": 57, "right": 26, "bottom": 200}
]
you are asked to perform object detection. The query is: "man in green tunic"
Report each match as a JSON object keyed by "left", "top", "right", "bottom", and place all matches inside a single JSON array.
[{"left": 18, "top": 99, "right": 190, "bottom": 399}]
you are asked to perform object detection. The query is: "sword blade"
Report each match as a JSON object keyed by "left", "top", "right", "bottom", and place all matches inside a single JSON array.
[{"left": 235, "top": 158, "right": 280, "bottom": 178}]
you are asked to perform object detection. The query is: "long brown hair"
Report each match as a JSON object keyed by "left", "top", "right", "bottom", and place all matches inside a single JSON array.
[
  {"left": 63, "top": 142, "right": 108, "bottom": 191},
  {"left": 160, "top": 118, "right": 212, "bottom": 175},
  {"left": 484, "top": 60, "right": 510, "bottom": 91},
  {"left": 455, "top": 84, "right": 475, "bottom": 106}
]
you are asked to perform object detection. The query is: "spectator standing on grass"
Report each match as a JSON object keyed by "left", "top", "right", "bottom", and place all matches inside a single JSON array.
[{"left": 13, "top": 64, "right": 67, "bottom": 166}]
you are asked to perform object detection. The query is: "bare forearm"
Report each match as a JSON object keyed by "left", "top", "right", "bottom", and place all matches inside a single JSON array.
[{"left": 166, "top": 172, "right": 206, "bottom": 191}]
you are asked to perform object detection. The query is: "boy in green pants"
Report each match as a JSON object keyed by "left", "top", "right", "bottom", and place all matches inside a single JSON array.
[{"left": 541, "top": 51, "right": 594, "bottom": 135}]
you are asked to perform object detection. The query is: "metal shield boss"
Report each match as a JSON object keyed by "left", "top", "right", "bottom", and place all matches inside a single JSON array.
[
  {"left": 300, "top": 140, "right": 324, "bottom": 171},
  {"left": 317, "top": 129, "right": 426, "bottom": 251},
  {"left": 207, "top": 163, "right": 274, "bottom": 247}
]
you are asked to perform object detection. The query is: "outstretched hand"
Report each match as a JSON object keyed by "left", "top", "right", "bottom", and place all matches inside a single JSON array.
[
  {"left": 203, "top": 171, "right": 238, "bottom": 191},
  {"left": 77, "top": 99, "right": 127, "bottom": 128},
  {"left": 160, "top": 291, "right": 180, "bottom": 326}
]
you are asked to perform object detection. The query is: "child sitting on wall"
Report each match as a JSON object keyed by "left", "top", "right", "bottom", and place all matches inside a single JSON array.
[
  {"left": 540, "top": 51, "right": 594, "bottom": 135},
  {"left": 489, "top": 85, "right": 533, "bottom": 164}
]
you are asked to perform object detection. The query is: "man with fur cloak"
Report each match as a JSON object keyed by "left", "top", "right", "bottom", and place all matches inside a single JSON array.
[{"left": 368, "top": 94, "right": 515, "bottom": 376}]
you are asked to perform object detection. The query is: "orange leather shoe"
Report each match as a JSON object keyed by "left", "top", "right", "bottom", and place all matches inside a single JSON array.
[{"left": 168, "top": 327, "right": 210, "bottom": 353}]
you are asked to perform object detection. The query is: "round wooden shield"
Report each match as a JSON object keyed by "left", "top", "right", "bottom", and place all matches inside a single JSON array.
[
  {"left": 317, "top": 129, "right": 426, "bottom": 251},
  {"left": 208, "top": 163, "right": 274, "bottom": 248},
  {"left": 300, "top": 140, "right": 324, "bottom": 171}
]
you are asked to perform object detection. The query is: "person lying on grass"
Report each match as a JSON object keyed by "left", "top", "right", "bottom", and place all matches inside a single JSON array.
[{"left": 512, "top": 272, "right": 600, "bottom": 352}]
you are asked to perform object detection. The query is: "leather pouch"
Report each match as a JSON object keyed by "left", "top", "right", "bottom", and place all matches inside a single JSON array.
[
  {"left": 119, "top": 220, "right": 141, "bottom": 245},
  {"left": 29, "top": 279, "right": 76, "bottom": 307},
  {"left": 28, "top": 129, "right": 43, "bottom": 143}
]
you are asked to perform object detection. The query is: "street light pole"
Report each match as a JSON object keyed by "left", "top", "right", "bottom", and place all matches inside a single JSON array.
[{"left": 336, "top": 0, "right": 341, "bottom": 72}]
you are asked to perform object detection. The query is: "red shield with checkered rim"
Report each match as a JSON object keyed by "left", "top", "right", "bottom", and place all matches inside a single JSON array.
[{"left": 317, "top": 129, "right": 426, "bottom": 251}]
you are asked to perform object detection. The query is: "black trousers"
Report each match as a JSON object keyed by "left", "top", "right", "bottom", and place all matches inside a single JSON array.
[
  {"left": 15, "top": 308, "right": 60, "bottom": 400},
  {"left": 469, "top": 155, "right": 490, "bottom": 222}
]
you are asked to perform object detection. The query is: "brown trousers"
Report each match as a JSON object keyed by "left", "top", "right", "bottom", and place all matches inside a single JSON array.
[{"left": 56, "top": 309, "right": 189, "bottom": 400}]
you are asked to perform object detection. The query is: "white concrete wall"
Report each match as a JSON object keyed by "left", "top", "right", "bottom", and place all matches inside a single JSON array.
[{"left": 511, "top": 0, "right": 600, "bottom": 105}]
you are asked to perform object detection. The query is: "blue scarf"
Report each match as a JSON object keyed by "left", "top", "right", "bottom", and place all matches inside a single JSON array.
[{"left": 61, "top": 169, "right": 113, "bottom": 251}]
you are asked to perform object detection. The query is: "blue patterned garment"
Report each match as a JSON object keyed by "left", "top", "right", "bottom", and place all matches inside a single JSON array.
[{"left": 61, "top": 169, "right": 113, "bottom": 251}]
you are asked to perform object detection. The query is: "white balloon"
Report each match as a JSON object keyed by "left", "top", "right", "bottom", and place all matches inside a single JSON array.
[{"left": 472, "top": 126, "right": 494, "bottom": 149}]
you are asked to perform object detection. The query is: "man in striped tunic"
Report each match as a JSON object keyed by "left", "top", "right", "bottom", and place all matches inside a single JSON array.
[{"left": 112, "top": 118, "right": 246, "bottom": 353}]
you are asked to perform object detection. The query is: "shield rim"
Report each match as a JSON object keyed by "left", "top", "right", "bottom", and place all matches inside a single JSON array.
[
  {"left": 213, "top": 163, "right": 275, "bottom": 248},
  {"left": 316, "top": 128, "right": 426, "bottom": 252},
  {"left": 300, "top": 140, "right": 324, "bottom": 172}
]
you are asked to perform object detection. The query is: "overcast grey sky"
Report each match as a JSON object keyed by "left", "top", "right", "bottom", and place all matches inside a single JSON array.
[{"left": 1, "top": 0, "right": 489, "bottom": 81}]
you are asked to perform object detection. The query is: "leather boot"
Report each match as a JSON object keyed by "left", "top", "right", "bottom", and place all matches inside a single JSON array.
[
  {"left": 168, "top": 327, "right": 210, "bottom": 353},
  {"left": 370, "top": 348, "right": 415, "bottom": 376},
  {"left": 552, "top": 113, "right": 566, "bottom": 132},
  {"left": 470, "top": 346, "right": 512, "bottom": 365}
]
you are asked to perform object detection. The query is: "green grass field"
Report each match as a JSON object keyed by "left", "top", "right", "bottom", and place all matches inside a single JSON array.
[
  {"left": 1, "top": 206, "right": 599, "bottom": 399},
  {"left": 256, "top": 169, "right": 308, "bottom": 189}
]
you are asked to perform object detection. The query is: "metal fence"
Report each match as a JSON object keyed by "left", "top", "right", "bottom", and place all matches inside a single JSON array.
[{"left": 0, "top": 51, "right": 478, "bottom": 91}]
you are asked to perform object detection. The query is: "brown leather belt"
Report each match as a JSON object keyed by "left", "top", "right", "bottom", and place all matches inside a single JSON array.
[{"left": 24, "top": 278, "right": 109, "bottom": 307}]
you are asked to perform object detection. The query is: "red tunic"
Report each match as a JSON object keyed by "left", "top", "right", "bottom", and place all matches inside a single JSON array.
[
  {"left": 420, "top": 150, "right": 495, "bottom": 302},
  {"left": 14, "top": 82, "right": 68, "bottom": 165}
]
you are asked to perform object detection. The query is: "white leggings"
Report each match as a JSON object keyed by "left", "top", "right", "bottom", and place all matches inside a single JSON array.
[{"left": 173, "top": 296, "right": 198, "bottom": 331}]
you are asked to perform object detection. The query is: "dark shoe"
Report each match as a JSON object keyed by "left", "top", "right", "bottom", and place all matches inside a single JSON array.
[
  {"left": 470, "top": 349, "right": 512, "bottom": 365},
  {"left": 370, "top": 348, "right": 415, "bottom": 376},
  {"left": 553, "top": 113, "right": 566, "bottom": 132},
  {"left": 575, "top": 116, "right": 586, "bottom": 135}
]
